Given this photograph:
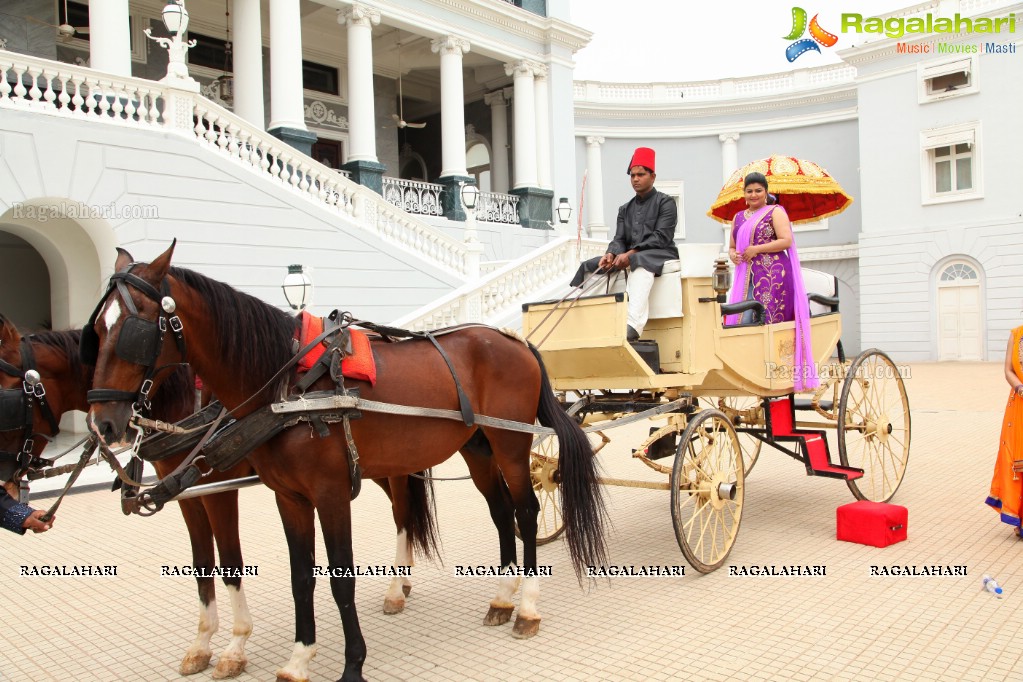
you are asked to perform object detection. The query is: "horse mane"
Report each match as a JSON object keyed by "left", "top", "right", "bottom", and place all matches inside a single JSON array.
[
  {"left": 26, "top": 329, "right": 89, "bottom": 384},
  {"left": 170, "top": 266, "right": 295, "bottom": 400}
]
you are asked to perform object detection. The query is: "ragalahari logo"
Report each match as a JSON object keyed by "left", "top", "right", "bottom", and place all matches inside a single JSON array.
[{"left": 784, "top": 7, "right": 838, "bottom": 62}]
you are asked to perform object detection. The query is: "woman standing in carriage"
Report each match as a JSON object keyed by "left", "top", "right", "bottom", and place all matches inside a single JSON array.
[{"left": 725, "top": 171, "right": 818, "bottom": 391}]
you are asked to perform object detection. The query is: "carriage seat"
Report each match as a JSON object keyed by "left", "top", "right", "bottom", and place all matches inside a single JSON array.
[
  {"left": 605, "top": 244, "right": 722, "bottom": 320},
  {"left": 801, "top": 268, "right": 840, "bottom": 317}
]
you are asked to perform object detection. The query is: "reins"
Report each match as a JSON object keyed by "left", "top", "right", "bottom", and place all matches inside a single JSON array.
[{"left": 525, "top": 267, "right": 619, "bottom": 348}]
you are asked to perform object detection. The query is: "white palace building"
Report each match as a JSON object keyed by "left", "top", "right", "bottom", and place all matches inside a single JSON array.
[{"left": 0, "top": 0, "right": 1020, "bottom": 365}]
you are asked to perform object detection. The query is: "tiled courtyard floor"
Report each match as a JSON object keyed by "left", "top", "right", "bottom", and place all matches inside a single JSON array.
[{"left": 2, "top": 362, "right": 1022, "bottom": 681}]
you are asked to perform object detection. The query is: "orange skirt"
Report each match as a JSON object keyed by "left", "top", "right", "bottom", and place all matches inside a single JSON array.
[{"left": 986, "top": 389, "right": 1023, "bottom": 528}]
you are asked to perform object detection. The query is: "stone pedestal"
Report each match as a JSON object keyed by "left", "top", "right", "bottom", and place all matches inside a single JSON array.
[
  {"left": 341, "top": 159, "right": 387, "bottom": 195},
  {"left": 439, "top": 175, "right": 474, "bottom": 222},
  {"left": 510, "top": 187, "right": 555, "bottom": 230},
  {"left": 269, "top": 126, "right": 318, "bottom": 158}
]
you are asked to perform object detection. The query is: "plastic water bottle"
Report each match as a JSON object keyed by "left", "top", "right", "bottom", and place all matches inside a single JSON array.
[{"left": 983, "top": 575, "right": 1003, "bottom": 595}]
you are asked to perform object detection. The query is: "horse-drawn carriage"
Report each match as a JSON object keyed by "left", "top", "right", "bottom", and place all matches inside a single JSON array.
[{"left": 522, "top": 242, "right": 910, "bottom": 573}]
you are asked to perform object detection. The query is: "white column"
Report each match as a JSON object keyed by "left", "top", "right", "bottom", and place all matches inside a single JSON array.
[
  {"left": 484, "top": 90, "right": 509, "bottom": 193},
  {"left": 233, "top": 0, "right": 265, "bottom": 127},
  {"left": 268, "top": 0, "right": 307, "bottom": 131},
  {"left": 340, "top": 3, "right": 381, "bottom": 162},
  {"left": 505, "top": 60, "right": 538, "bottom": 189},
  {"left": 719, "top": 132, "right": 740, "bottom": 182},
  {"left": 585, "top": 136, "right": 607, "bottom": 240},
  {"left": 431, "top": 36, "right": 471, "bottom": 179},
  {"left": 719, "top": 133, "right": 740, "bottom": 251},
  {"left": 89, "top": 0, "right": 131, "bottom": 77},
  {"left": 533, "top": 65, "right": 551, "bottom": 189}
]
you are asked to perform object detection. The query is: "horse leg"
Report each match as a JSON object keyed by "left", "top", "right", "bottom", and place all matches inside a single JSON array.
[
  {"left": 273, "top": 493, "right": 319, "bottom": 682},
  {"left": 176, "top": 497, "right": 219, "bottom": 674},
  {"left": 316, "top": 495, "right": 367, "bottom": 682},
  {"left": 487, "top": 430, "right": 542, "bottom": 639},
  {"left": 460, "top": 436, "right": 520, "bottom": 627},
  {"left": 204, "top": 488, "right": 252, "bottom": 679},
  {"left": 372, "top": 477, "right": 413, "bottom": 615}
]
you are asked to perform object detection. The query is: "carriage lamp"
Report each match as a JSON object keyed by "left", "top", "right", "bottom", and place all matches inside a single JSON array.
[
  {"left": 459, "top": 181, "right": 480, "bottom": 211},
  {"left": 555, "top": 197, "right": 572, "bottom": 224},
  {"left": 282, "top": 264, "right": 312, "bottom": 311},
  {"left": 713, "top": 256, "right": 731, "bottom": 302}
]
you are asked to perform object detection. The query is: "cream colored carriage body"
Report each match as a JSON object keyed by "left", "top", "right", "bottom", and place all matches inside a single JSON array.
[{"left": 522, "top": 243, "right": 841, "bottom": 397}]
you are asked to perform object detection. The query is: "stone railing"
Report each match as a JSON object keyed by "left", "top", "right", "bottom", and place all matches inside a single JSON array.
[
  {"left": 476, "top": 191, "right": 520, "bottom": 224},
  {"left": 390, "top": 237, "right": 607, "bottom": 330},
  {"left": 382, "top": 177, "right": 444, "bottom": 217},
  {"left": 573, "top": 63, "right": 857, "bottom": 103},
  {"left": 0, "top": 50, "right": 472, "bottom": 278}
]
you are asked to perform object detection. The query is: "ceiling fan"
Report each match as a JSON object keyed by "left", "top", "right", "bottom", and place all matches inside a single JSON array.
[
  {"left": 2, "top": 0, "right": 90, "bottom": 41},
  {"left": 391, "top": 37, "right": 426, "bottom": 130}
]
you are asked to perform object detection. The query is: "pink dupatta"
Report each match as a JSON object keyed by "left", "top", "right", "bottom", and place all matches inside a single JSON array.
[{"left": 725, "top": 205, "right": 819, "bottom": 391}]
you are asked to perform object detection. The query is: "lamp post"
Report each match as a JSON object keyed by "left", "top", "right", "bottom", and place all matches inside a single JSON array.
[
  {"left": 282, "top": 264, "right": 312, "bottom": 311},
  {"left": 145, "top": 0, "right": 198, "bottom": 86},
  {"left": 459, "top": 181, "right": 483, "bottom": 281}
]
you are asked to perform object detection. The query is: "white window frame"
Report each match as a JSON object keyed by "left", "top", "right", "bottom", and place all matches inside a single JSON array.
[
  {"left": 655, "top": 180, "right": 685, "bottom": 240},
  {"left": 917, "top": 54, "right": 979, "bottom": 104},
  {"left": 792, "top": 217, "right": 828, "bottom": 233},
  {"left": 920, "top": 121, "right": 982, "bottom": 205}
]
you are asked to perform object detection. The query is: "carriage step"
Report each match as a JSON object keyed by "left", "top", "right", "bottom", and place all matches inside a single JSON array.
[
  {"left": 629, "top": 340, "right": 661, "bottom": 374},
  {"left": 793, "top": 398, "right": 834, "bottom": 412},
  {"left": 768, "top": 397, "right": 863, "bottom": 481}
]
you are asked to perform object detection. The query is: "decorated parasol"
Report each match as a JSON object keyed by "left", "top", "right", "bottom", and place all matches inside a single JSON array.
[{"left": 707, "top": 155, "right": 853, "bottom": 225}]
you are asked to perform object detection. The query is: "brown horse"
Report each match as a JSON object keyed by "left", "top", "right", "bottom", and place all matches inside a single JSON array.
[
  {"left": 84, "top": 243, "right": 608, "bottom": 682},
  {"left": 0, "top": 315, "right": 441, "bottom": 678}
]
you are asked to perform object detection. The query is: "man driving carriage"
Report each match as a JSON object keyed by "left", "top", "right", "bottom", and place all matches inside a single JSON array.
[{"left": 570, "top": 147, "right": 678, "bottom": 341}]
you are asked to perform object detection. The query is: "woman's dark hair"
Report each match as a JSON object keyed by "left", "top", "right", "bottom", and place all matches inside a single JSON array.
[{"left": 743, "top": 172, "right": 768, "bottom": 190}]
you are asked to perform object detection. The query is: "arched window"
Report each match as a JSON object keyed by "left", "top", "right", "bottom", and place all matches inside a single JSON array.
[{"left": 939, "top": 262, "right": 978, "bottom": 282}]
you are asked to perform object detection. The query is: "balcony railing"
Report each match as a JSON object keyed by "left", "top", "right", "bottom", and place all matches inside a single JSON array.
[
  {"left": 476, "top": 191, "right": 520, "bottom": 224},
  {"left": 382, "top": 177, "right": 444, "bottom": 217}
]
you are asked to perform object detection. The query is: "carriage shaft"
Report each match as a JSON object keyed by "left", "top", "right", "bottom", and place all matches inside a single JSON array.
[{"left": 172, "top": 475, "right": 262, "bottom": 500}]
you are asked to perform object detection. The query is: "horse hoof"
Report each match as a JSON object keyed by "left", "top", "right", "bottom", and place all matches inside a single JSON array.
[
  {"left": 483, "top": 605, "right": 514, "bottom": 626},
  {"left": 401, "top": 583, "right": 412, "bottom": 597},
  {"left": 179, "top": 651, "right": 212, "bottom": 675},
  {"left": 511, "top": 615, "right": 540, "bottom": 639},
  {"left": 212, "top": 653, "right": 248, "bottom": 679},
  {"left": 382, "top": 597, "right": 405, "bottom": 615},
  {"left": 275, "top": 672, "right": 309, "bottom": 682}
]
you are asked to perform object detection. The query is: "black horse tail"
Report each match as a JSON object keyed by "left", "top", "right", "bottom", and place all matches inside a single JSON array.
[
  {"left": 403, "top": 472, "right": 441, "bottom": 562},
  {"left": 528, "top": 343, "right": 608, "bottom": 581}
]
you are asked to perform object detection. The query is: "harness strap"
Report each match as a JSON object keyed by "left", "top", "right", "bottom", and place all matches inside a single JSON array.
[
  {"left": 38, "top": 437, "right": 97, "bottom": 523},
  {"left": 341, "top": 413, "right": 362, "bottom": 500},
  {"left": 423, "top": 333, "right": 475, "bottom": 427},
  {"left": 20, "top": 339, "right": 60, "bottom": 435}
]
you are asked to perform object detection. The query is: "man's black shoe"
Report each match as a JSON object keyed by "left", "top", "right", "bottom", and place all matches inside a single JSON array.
[{"left": 626, "top": 325, "right": 640, "bottom": 342}]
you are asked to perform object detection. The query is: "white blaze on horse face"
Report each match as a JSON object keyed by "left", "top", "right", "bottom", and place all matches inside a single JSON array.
[
  {"left": 518, "top": 576, "right": 540, "bottom": 619},
  {"left": 277, "top": 642, "right": 318, "bottom": 681},
  {"left": 103, "top": 299, "right": 122, "bottom": 332}
]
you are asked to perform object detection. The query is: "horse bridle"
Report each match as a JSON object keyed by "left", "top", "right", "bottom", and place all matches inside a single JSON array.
[
  {"left": 81, "top": 265, "right": 186, "bottom": 413},
  {"left": 0, "top": 337, "right": 61, "bottom": 477}
]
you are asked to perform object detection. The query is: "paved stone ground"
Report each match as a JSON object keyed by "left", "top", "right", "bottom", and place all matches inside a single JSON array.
[{"left": 2, "top": 362, "right": 1022, "bottom": 681}]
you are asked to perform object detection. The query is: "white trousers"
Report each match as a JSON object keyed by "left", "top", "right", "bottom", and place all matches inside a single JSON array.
[{"left": 626, "top": 268, "right": 655, "bottom": 337}]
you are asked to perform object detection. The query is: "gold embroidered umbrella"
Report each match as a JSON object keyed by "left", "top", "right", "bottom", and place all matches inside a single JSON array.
[{"left": 707, "top": 155, "right": 853, "bottom": 225}]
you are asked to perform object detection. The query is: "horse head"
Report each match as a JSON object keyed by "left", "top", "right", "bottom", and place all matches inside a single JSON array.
[{"left": 85, "top": 240, "right": 181, "bottom": 445}]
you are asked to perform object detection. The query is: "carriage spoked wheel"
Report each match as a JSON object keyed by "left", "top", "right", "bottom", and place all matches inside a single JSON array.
[
  {"left": 670, "top": 409, "right": 744, "bottom": 573},
  {"left": 523, "top": 433, "right": 567, "bottom": 545},
  {"left": 838, "top": 349, "right": 911, "bottom": 503},
  {"left": 700, "top": 396, "right": 762, "bottom": 476}
]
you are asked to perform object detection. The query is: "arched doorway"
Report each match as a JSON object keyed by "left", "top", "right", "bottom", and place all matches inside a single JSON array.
[
  {"left": 936, "top": 260, "right": 982, "bottom": 360},
  {"left": 466, "top": 142, "right": 491, "bottom": 192},
  {"left": 0, "top": 231, "right": 51, "bottom": 330}
]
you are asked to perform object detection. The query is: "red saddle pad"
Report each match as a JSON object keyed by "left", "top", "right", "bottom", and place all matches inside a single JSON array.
[{"left": 296, "top": 311, "right": 376, "bottom": 386}]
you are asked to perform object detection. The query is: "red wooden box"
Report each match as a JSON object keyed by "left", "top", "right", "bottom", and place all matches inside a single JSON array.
[{"left": 836, "top": 501, "right": 908, "bottom": 548}]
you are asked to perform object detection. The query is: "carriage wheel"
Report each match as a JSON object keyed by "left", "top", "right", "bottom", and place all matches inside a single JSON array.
[
  {"left": 838, "top": 349, "right": 911, "bottom": 503},
  {"left": 700, "top": 397, "right": 762, "bottom": 476},
  {"left": 523, "top": 434, "right": 567, "bottom": 545},
  {"left": 671, "top": 409, "right": 744, "bottom": 574}
]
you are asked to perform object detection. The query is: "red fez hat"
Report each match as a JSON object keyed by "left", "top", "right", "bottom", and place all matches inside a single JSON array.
[{"left": 627, "top": 147, "right": 655, "bottom": 173}]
